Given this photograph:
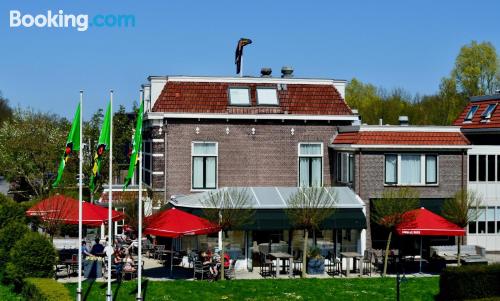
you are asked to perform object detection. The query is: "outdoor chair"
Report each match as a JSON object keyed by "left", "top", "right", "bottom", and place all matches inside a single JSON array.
[
  {"left": 362, "top": 249, "right": 373, "bottom": 276},
  {"left": 122, "top": 269, "right": 138, "bottom": 280},
  {"left": 292, "top": 250, "right": 303, "bottom": 276},
  {"left": 224, "top": 259, "right": 236, "bottom": 280},
  {"left": 259, "top": 253, "right": 275, "bottom": 278},
  {"left": 154, "top": 245, "right": 165, "bottom": 260},
  {"left": 193, "top": 260, "right": 211, "bottom": 280}
]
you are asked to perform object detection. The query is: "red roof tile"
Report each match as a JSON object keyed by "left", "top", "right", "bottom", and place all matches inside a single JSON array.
[
  {"left": 453, "top": 98, "right": 500, "bottom": 129},
  {"left": 332, "top": 131, "right": 470, "bottom": 145},
  {"left": 152, "top": 81, "right": 352, "bottom": 115}
]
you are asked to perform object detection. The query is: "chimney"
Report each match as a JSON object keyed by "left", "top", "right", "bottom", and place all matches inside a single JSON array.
[
  {"left": 379, "top": 118, "right": 383, "bottom": 126},
  {"left": 399, "top": 116, "right": 409, "bottom": 126},
  {"left": 281, "top": 66, "right": 294, "bottom": 78},
  {"left": 260, "top": 67, "right": 272, "bottom": 77}
]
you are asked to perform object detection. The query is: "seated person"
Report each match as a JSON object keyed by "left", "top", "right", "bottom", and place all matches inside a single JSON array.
[
  {"left": 113, "top": 248, "right": 124, "bottom": 279},
  {"left": 90, "top": 238, "right": 105, "bottom": 256},
  {"left": 123, "top": 254, "right": 136, "bottom": 273}
]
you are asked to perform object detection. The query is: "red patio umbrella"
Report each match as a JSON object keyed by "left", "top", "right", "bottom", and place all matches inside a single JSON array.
[
  {"left": 396, "top": 207, "right": 465, "bottom": 236},
  {"left": 143, "top": 207, "right": 220, "bottom": 276},
  {"left": 143, "top": 207, "right": 220, "bottom": 238},
  {"left": 26, "top": 195, "right": 125, "bottom": 226},
  {"left": 396, "top": 207, "right": 465, "bottom": 272}
]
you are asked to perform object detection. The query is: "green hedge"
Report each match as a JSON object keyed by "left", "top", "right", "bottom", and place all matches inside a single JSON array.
[
  {"left": 22, "top": 278, "right": 71, "bottom": 301},
  {"left": 439, "top": 264, "right": 500, "bottom": 300}
]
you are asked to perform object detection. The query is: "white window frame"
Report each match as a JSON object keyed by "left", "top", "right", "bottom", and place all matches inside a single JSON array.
[
  {"left": 464, "top": 105, "right": 479, "bottom": 122},
  {"left": 337, "top": 152, "right": 354, "bottom": 184},
  {"left": 256, "top": 87, "right": 279, "bottom": 106},
  {"left": 228, "top": 87, "right": 251, "bottom": 106},
  {"left": 297, "top": 142, "right": 324, "bottom": 187},
  {"left": 384, "top": 153, "right": 439, "bottom": 186},
  {"left": 191, "top": 141, "right": 218, "bottom": 191}
]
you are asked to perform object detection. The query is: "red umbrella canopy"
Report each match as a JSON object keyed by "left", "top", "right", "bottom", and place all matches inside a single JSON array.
[
  {"left": 396, "top": 207, "right": 465, "bottom": 236},
  {"left": 143, "top": 208, "right": 220, "bottom": 238},
  {"left": 26, "top": 195, "right": 124, "bottom": 227}
]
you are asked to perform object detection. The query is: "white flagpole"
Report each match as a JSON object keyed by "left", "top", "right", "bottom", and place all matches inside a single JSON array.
[
  {"left": 137, "top": 89, "right": 144, "bottom": 300},
  {"left": 107, "top": 90, "right": 114, "bottom": 301},
  {"left": 240, "top": 54, "right": 243, "bottom": 78},
  {"left": 77, "top": 90, "right": 83, "bottom": 301}
]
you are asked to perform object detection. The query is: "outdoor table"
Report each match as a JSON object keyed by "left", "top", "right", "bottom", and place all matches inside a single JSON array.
[
  {"left": 340, "top": 252, "right": 362, "bottom": 277},
  {"left": 269, "top": 252, "right": 293, "bottom": 278},
  {"left": 63, "top": 259, "right": 78, "bottom": 278}
]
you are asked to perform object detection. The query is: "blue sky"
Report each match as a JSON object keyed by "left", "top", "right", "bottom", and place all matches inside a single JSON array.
[{"left": 1, "top": 0, "right": 499, "bottom": 118}]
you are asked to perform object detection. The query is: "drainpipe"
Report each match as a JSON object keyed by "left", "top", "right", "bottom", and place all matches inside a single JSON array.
[{"left": 164, "top": 120, "right": 168, "bottom": 206}]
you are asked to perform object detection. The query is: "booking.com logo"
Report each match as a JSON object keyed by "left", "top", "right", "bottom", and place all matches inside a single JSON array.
[{"left": 9, "top": 10, "right": 135, "bottom": 32}]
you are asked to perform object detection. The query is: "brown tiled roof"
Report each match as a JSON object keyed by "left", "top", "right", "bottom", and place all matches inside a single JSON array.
[
  {"left": 332, "top": 131, "right": 470, "bottom": 145},
  {"left": 152, "top": 81, "right": 352, "bottom": 115},
  {"left": 453, "top": 98, "right": 500, "bottom": 129}
]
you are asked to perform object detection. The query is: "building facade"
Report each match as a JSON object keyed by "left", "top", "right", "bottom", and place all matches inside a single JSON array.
[{"left": 454, "top": 93, "right": 500, "bottom": 251}]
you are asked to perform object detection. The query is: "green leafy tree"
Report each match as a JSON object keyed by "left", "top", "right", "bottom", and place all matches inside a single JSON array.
[
  {"left": 453, "top": 41, "right": 499, "bottom": 97},
  {"left": 4, "top": 232, "right": 57, "bottom": 289},
  {"left": 371, "top": 187, "right": 419, "bottom": 276},
  {"left": 285, "top": 187, "right": 337, "bottom": 278},
  {"left": 202, "top": 188, "right": 254, "bottom": 280},
  {"left": 0, "top": 194, "right": 27, "bottom": 228},
  {"left": 0, "top": 92, "right": 12, "bottom": 125},
  {"left": 0, "top": 222, "right": 29, "bottom": 271},
  {"left": 0, "top": 109, "right": 68, "bottom": 199},
  {"left": 442, "top": 189, "right": 481, "bottom": 266},
  {"left": 345, "top": 78, "right": 384, "bottom": 125}
]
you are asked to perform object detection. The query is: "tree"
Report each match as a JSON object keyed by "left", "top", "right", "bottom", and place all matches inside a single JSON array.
[
  {"left": 0, "top": 108, "right": 68, "bottom": 199},
  {"left": 202, "top": 188, "right": 254, "bottom": 280},
  {"left": 345, "top": 78, "right": 385, "bottom": 125},
  {"left": 0, "top": 222, "right": 29, "bottom": 271},
  {"left": 442, "top": 189, "right": 481, "bottom": 266},
  {"left": 285, "top": 187, "right": 337, "bottom": 278},
  {"left": 4, "top": 232, "right": 57, "bottom": 289},
  {"left": 0, "top": 194, "right": 27, "bottom": 228},
  {"left": 0, "top": 92, "right": 12, "bottom": 125},
  {"left": 371, "top": 187, "right": 419, "bottom": 276},
  {"left": 453, "top": 41, "right": 499, "bottom": 97}
]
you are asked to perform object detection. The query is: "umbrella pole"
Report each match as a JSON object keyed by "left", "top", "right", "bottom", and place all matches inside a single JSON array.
[
  {"left": 170, "top": 241, "right": 174, "bottom": 277},
  {"left": 419, "top": 236, "right": 422, "bottom": 273}
]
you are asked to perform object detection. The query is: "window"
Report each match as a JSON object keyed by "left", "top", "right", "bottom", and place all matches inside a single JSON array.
[
  {"left": 469, "top": 207, "right": 500, "bottom": 234},
  {"left": 256, "top": 88, "right": 278, "bottom": 105},
  {"left": 192, "top": 142, "right": 217, "bottom": 189},
  {"left": 488, "top": 155, "right": 496, "bottom": 181},
  {"left": 469, "top": 155, "right": 477, "bottom": 181},
  {"left": 384, "top": 154, "right": 438, "bottom": 185},
  {"left": 478, "top": 155, "right": 486, "bottom": 182},
  {"left": 425, "top": 155, "right": 437, "bottom": 184},
  {"left": 481, "top": 103, "right": 497, "bottom": 120},
  {"left": 228, "top": 87, "right": 250, "bottom": 106},
  {"left": 464, "top": 105, "right": 479, "bottom": 121},
  {"left": 470, "top": 154, "right": 498, "bottom": 183},
  {"left": 298, "top": 143, "right": 323, "bottom": 187},
  {"left": 385, "top": 155, "right": 397, "bottom": 184},
  {"left": 337, "top": 152, "right": 354, "bottom": 184}
]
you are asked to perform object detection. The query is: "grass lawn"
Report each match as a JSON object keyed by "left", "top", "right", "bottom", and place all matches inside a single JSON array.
[
  {"left": 65, "top": 276, "right": 439, "bottom": 301},
  {"left": 0, "top": 284, "right": 24, "bottom": 301}
]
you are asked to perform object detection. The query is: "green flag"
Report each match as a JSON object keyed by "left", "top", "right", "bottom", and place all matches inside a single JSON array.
[
  {"left": 124, "top": 101, "right": 144, "bottom": 190},
  {"left": 89, "top": 101, "right": 112, "bottom": 192},
  {"left": 53, "top": 102, "right": 81, "bottom": 187}
]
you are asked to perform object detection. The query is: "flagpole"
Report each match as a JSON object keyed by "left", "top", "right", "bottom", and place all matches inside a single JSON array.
[
  {"left": 137, "top": 89, "right": 144, "bottom": 301},
  {"left": 107, "top": 90, "right": 113, "bottom": 301},
  {"left": 240, "top": 55, "right": 243, "bottom": 78},
  {"left": 77, "top": 90, "right": 83, "bottom": 301}
]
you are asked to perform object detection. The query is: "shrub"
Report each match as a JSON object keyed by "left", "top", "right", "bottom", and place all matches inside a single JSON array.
[
  {"left": 439, "top": 264, "right": 500, "bottom": 300},
  {"left": 3, "top": 232, "right": 57, "bottom": 289},
  {"left": 0, "top": 222, "right": 29, "bottom": 272},
  {"left": 22, "top": 278, "right": 71, "bottom": 301},
  {"left": 0, "top": 194, "right": 26, "bottom": 228}
]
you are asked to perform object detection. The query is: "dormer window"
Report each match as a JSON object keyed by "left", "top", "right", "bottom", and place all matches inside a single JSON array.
[
  {"left": 481, "top": 103, "right": 497, "bottom": 120},
  {"left": 228, "top": 87, "right": 250, "bottom": 106},
  {"left": 257, "top": 88, "right": 278, "bottom": 105},
  {"left": 464, "top": 105, "right": 478, "bottom": 121}
]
